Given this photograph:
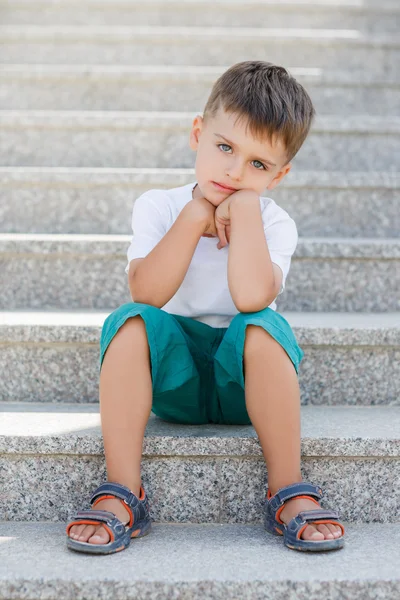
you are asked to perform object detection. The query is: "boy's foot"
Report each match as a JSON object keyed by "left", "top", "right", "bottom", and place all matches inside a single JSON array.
[
  {"left": 68, "top": 498, "right": 130, "bottom": 545},
  {"left": 280, "top": 497, "right": 343, "bottom": 541}
]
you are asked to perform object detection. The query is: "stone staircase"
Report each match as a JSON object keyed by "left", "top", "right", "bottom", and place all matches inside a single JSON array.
[{"left": 0, "top": 0, "right": 399, "bottom": 597}]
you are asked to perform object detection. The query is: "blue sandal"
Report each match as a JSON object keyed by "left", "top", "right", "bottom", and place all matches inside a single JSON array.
[
  {"left": 264, "top": 482, "right": 345, "bottom": 552},
  {"left": 66, "top": 481, "right": 152, "bottom": 555}
]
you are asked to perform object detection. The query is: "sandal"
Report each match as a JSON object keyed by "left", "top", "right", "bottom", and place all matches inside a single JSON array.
[
  {"left": 264, "top": 482, "right": 345, "bottom": 552},
  {"left": 66, "top": 481, "right": 152, "bottom": 555}
]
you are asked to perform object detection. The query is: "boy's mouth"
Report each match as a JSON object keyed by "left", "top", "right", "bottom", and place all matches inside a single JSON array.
[{"left": 212, "top": 181, "right": 238, "bottom": 192}]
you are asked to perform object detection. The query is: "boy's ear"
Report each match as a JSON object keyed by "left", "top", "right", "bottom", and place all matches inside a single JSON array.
[
  {"left": 267, "top": 162, "right": 291, "bottom": 191},
  {"left": 189, "top": 114, "right": 204, "bottom": 151}
]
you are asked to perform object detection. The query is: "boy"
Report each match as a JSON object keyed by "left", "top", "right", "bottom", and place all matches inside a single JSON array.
[{"left": 66, "top": 61, "right": 345, "bottom": 554}]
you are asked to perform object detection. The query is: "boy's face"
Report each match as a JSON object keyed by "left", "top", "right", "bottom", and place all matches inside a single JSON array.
[{"left": 189, "top": 107, "right": 291, "bottom": 206}]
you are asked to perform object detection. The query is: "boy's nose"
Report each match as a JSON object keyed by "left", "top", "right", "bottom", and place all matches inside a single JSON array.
[{"left": 226, "top": 162, "right": 244, "bottom": 181}]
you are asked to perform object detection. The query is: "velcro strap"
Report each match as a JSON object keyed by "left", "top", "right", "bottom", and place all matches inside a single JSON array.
[
  {"left": 270, "top": 483, "right": 323, "bottom": 512},
  {"left": 90, "top": 482, "right": 138, "bottom": 508},
  {"left": 74, "top": 509, "right": 118, "bottom": 524},
  {"left": 298, "top": 509, "right": 339, "bottom": 522}
]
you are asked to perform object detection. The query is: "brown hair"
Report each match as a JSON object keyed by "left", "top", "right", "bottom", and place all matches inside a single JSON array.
[{"left": 203, "top": 60, "right": 315, "bottom": 164}]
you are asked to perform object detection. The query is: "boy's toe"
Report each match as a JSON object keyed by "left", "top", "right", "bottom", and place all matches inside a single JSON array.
[
  {"left": 88, "top": 526, "right": 111, "bottom": 544},
  {"left": 317, "top": 524, "right": 334, "bottom": 538},
  {"left": 302, "top": 525, "right": 324, "bottom": 540}
]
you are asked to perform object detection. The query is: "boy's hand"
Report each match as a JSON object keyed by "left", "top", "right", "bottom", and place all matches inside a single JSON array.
[
  {"left": 214, "top": 195, "right": 234, "bottom": 249},
  {"left": 214, "top": 189, "right": 257, "bottom": 249}
]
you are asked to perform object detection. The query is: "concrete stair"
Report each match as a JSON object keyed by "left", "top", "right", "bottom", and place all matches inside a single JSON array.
[
  {"left": 1, "top": 0, "right": 399, "bottom": 597},
  {"left": 2, "top": 64, "right": 399, "bottom": 116},
  {"left": 1, "top": 26, "right": 398, "bottom": 77},
  {"left": 1, "top": 0, "right": 399, "bottom": 32},
  {"left": 1, "top": 310, "right": 399, "bottom": 405},
  {"left": 1, "top": 235, "right": 399, "bottom": 311},
  {"left": 0, "top": 111, "right": 399, "bottom": 171},
  {"left": 1, "top": 522, "right": 399, "bottom": 599},
  {"left": 1, "top": 401, "right": 399, "bottom": 524},
  {"left": 1, "top": 168, "right": 399, "bottom": 237}
]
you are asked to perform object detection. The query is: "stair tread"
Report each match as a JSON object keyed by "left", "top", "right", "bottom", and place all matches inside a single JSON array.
[
  {"left": 0, "top": 402, "right": 399, "bottom": 457},
  {"left": 0, "top": 167, "right": 398, "bottom": 188},
  {"left": 0, "top": 111, "right": 399, "bottom": 131},
  {"left": 1, "top": 311, "right": 399, "bottom": 348},
  {"left": 0, "top": 521, "right": 399, "bottom": 594}
]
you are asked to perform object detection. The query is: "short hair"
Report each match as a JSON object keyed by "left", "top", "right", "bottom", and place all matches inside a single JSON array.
[{"left": 202, "top": 60, "right": 315, "bottom": 164}]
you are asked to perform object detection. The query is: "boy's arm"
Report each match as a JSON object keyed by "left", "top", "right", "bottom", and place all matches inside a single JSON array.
[
  {"left": 129, "top": 202, "right": 208, "bottom": 308},
  {"left": 228, "top": 191, "right": 282, "bottom": 312}
]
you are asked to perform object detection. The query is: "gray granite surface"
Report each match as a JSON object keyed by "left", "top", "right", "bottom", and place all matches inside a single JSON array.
[
  {"left": 0, "top": 312, "right": 399, "bottom": 405},
  {"left": 0, "top": 27, "right": 398, "bottom": 80},
  {"left": 0, "top": 112, "right": 399, "bottom": 171},
  {"left": 0, "top": 522, "right": 399, "bottom": 599},
  {"left": 0, "top": 237, "right": 399, "bottom": 311},
  {"left": 1, "top": 403, "right": 399, "bottom": 457},
  {"left": 1, "top": 65, "right": 399, "bottom": 115},
  {"left": 0, "top": 404, "right": 399, "bottom": 522},
  {"left": 0, "top": 168, "right": 399, "bottom": 237},
  {"left": 2, "top": 0, "right": 399, "bottom": 32}
]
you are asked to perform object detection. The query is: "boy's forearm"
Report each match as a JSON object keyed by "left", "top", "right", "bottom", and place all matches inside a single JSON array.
[
  {"left": 129, "top": 204, "right": 207, "bottom": 308},
  {"left": 228, "top": 192, "right": 276, "bottom": 312}
]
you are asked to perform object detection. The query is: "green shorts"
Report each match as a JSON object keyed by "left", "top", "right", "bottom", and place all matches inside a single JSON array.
[{"left": 99, "top": 302, "right": 304, "bottom": 426}]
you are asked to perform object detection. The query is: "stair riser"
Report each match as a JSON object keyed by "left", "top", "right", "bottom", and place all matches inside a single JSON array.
[
  {"left": 1, "top": 254, "right": 399, "bottom": 311},
  {"left": 0, "top": 127, "right": 398, "bottom": 171},
  {"left": 1, "top": 453, "right": 398, "bottom": 524},
  {"left": 1, "top": 179, "right": 398, "bottom": 238},
  {"left": 1, "top": 76, "right": 399, "bottom": 116},
  {"left": 2, "top": 3, "right": 398, "bottom": 33},
  {"left": 1, "top": 341, "right": 398, "bottom": 405},
  {"left": 0, "top": 39, "right": 398, "bottom": 77}
]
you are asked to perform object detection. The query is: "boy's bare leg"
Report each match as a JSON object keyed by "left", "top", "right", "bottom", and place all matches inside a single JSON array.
[
  {"left": 68, "top": 316, "right": 152, "bottom": 545},
  {"left": 243, "top": 325, "right": 342, "bottom": 541}
]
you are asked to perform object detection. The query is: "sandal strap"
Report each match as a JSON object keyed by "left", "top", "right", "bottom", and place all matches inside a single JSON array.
[
  {"left": 90, "top": 481, "right": 149, "bottom": 527},
  {"left": 268, "top": 482, "right": 323, "bottom": 512},
  {"left": 287, "top": 509, "right": 345, "bottom": 541},
  {"left": 90, "top": 482, "right": 139, "bottom": 509},
  {"left": 296, "top": 509, "right": 340, "bottom": 522},
  {"left": 66, "top": 509, "right": 128, "bottom": 541}
]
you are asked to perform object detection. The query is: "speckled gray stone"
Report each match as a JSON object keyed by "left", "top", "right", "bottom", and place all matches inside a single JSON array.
[
  {"left": 0, "top": 522, "right": 399, "bottom": 599},
  {"left": 0, "top": 403, "right": 399, "bottom": 522},
  {"left": 0, "top": 112, "right": 399, "bottom": 171},
  {"left": 2, "top": 0, "right": 399, "bottom": 32},
  {"left": 1, "top": 64, "right": 399, "bottom": 115},
  {"left": 0, "top": 26, "right": 398, "bottom": 78},
  {"left": 0, "top": 311, "right": 399, "bottom": 405},
  {"left": 0, "top": 235, "right": 399, "bottom": 311},
  {"left": 0, "top": 168, "right": 399, "bottom": 238}
]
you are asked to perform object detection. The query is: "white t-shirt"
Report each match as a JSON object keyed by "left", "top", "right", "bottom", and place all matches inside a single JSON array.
[{"left": 125, "top": 182, "right": 298, "bottom": 328}]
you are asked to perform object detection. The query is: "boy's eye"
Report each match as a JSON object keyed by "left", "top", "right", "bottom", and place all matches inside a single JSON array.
[
  {"left": 218, "top": 143, "right": 232, "bottom": 153},
  {"left": 218, "top": 144, "right": 267, "bottom": 171}
]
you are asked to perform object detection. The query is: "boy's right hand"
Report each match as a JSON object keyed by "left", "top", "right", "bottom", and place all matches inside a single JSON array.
[{"left": 187, "top": 196, "right": 218, "bottom": 238}]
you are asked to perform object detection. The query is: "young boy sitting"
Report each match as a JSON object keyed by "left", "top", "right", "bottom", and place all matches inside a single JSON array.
[{"left": 66, "top": 60, "right": 345, "bottom": 554}]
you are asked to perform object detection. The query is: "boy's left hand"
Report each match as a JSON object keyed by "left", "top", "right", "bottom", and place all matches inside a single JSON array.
[
  {"left": 215, "top": 189, "right": 256, "bottom": 249},
  {"left": 215, "top": 195, "right": 234, "bottom": 250}
]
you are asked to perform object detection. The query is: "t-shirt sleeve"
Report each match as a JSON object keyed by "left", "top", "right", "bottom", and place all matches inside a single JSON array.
[
  {"left": 263, "top": 208, "right": 299, "bottom": 296},
  {"left": 124, "top": 190, "right": 170, "bottom": 275}
]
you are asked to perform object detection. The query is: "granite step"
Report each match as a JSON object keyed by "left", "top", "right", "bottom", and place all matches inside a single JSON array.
[
  {"left": 0, "top": 112, "right": 399, "bottom": 172},
  {"left": 1, "top": 401, "right": 399, "bottom": 523},
  {"left": 0, "top": 26, "right": 398, "bottom": 77},
  {"left": 1, "top": 0, "right": 399, "bottom": 33},
  {"left": 1, "top": 64, "right": 399, "bottom": 116},
  {"left": 0, "top": 168, "right": 398, "bottom": 238},
  {"left": 0, "top": 234, "right": 399, "bottom": 312},
  {"left": 0, "top": 311, "right": 399, "bottom": 405},
  {"left": 0, "top": 521, "right": 399, "bottom": 600}
]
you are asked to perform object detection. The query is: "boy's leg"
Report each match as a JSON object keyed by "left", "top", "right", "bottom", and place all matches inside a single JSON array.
[
  {"left": 69, "top": 316, "right": 152, "bottom": 545},
  {"left": 243, "top": 325, "right": 342, "bottom": 542}
]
